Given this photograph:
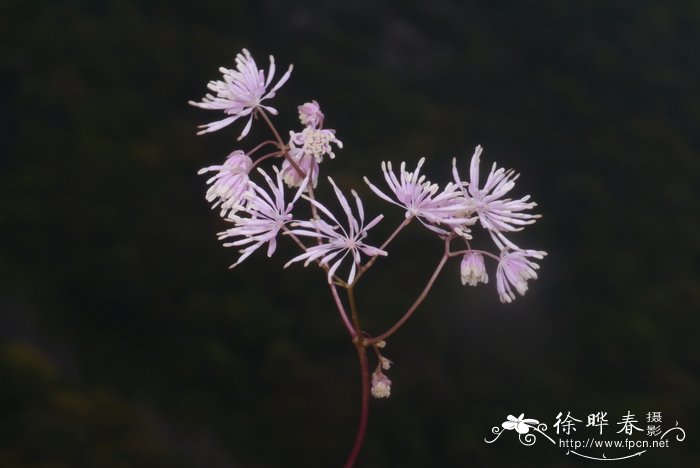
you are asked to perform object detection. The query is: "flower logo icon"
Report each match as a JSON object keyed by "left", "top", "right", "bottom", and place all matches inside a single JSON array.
[{"left": 502, "top": 414, "right": 540, "bottom": 434}]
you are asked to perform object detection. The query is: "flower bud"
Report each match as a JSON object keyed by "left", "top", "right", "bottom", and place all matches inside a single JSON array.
[
  {"left": 371, "top": 370, "right": 392, "bottom": 399},
  {"left": 298, "top": 100, "right": 324, "bottom": 128},
  {"left": 460, "top": 251, "right": 488, "bottom": 286}
]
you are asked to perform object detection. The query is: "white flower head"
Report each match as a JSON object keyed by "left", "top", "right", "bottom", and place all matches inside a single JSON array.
[
  {"left": 189, "top": 48, "right": 293, "bottom": 139},
  {"left": 290, "top": 127, "right": 343, "bottom": 162},
  {"left": 280, "top": 127, "right": 342, "bottom": 190}
]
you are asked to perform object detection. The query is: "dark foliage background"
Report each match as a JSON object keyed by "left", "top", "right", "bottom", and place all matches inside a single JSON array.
[{"left": 2, "top": 1, "right": 699, "bottom": 467}]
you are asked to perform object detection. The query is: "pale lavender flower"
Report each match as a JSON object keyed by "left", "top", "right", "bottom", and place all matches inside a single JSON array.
[
  {"left": 298, "top": 100, "right": 324, "bottom": 128},
  {"left": 218, "top": 168, "right": 307, "bottom": 267},
  {"left": 453, "top": 145, "right": 540, "bottom": 249},
  {"left": 371, "top": 369, "right": 392, "bottom": 399},
  {"left": 285, "top": 178, "right": 386, "bottom": 284},
  {"left": 280, "top": 147, "right": 320, "bottom": 189},
  {"left": 198, "top": 150, "right": 253, "bottom": 216},
  {"left": 496, "top": 249, "right": 546, "bottom": 303},
  {"left": 189, "top": 48, "right": 293, "bottom": 139},
  {"left": 460, "top": 251, "right": 488, "bottom": 286},
  {"left": 364, "top": 158, "right": 475, "bottom": 235}
]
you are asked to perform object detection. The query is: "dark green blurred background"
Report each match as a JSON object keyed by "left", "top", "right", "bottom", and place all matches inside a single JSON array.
[{"left": 2, "top": 1, "right": 699, "bottom": 467}]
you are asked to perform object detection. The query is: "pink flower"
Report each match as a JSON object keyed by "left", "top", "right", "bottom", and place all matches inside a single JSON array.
[
  {"left": 364, "top": 158, "right": 475, "bottom": 235},
  {"left": 198, "top": 150, "right": 253, "bottom": 217},
  {"left": 189, "top": 48, "right": 293, "bottom": 139},
  {"left": 496, "top": 249, "right": 546, "bottom": 303},
  {"left": 460, "top": 251, "right": 488, "bottom": 286},
  {"left": 285, "top": 178, "right": 386, "bottom": 284},
  {"left": 371, "top": 369, "right": 392, "bottom": 399},
  {"left": 453, "top": 145, "right": 540, "bottom": 250},
  {"left": 218, "top": 168, "right": 307, "bottom": 267},
  {"left": 298, "top": 100, "right": 324, "bottom": 128}
]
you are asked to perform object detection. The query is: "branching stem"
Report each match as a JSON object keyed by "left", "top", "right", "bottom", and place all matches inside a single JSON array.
[{"left": 366, "top": 237, "right": 451, "bottom": 345}]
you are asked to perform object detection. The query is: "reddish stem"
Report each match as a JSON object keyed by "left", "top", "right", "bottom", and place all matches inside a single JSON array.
[
  {"left": 343, "top": 287, "right": 370, "bottom": 467},
  {"left": 366, "top": 238, "right": 451, "bottom": 345},
  {"left": 249, "top": 150, "right": 284, "bottom": 172},
  {"left": 344, "top": 340, "right": 370, "bottom": 468},
  {"left": 257, "top": 108, "right": 307, "bottom": 178},
  {"left": 246, "top": 139, "right": 279, "bottom": 157},
  {"left": 329, "top": 283, "right": 356, "bottom": 337},
  {"left": 355, "top": 216, "right": 413, "bottom": 284}
]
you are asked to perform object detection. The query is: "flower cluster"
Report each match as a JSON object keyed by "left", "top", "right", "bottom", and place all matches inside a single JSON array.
[
  {"left": 364, "top": 145, "right": 546, "bottom": 303},
  {"left": 190, "top": 49, "right": 379, "bottom": 285},
  {"left": 190, "top": 49, "right": 547, "bottom": 419}
]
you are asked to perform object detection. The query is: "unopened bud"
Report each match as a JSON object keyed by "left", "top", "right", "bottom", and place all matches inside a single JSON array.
[{"left": 371, "top": 370, "right": 391, "bottom": 399}]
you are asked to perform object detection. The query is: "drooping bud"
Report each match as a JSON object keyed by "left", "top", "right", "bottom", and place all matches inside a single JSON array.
[
  {"left": 371, "top": 369, "right": 392, "bottom": 399},
  {"left": 297, "top": 100, "right": 324, "bottom": 129},
  {"left": 380, "top": 356, "right": 392, "bottom": 371},
  {"left": 460, "top": 251, "right": 488, "bottom": 286}
]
